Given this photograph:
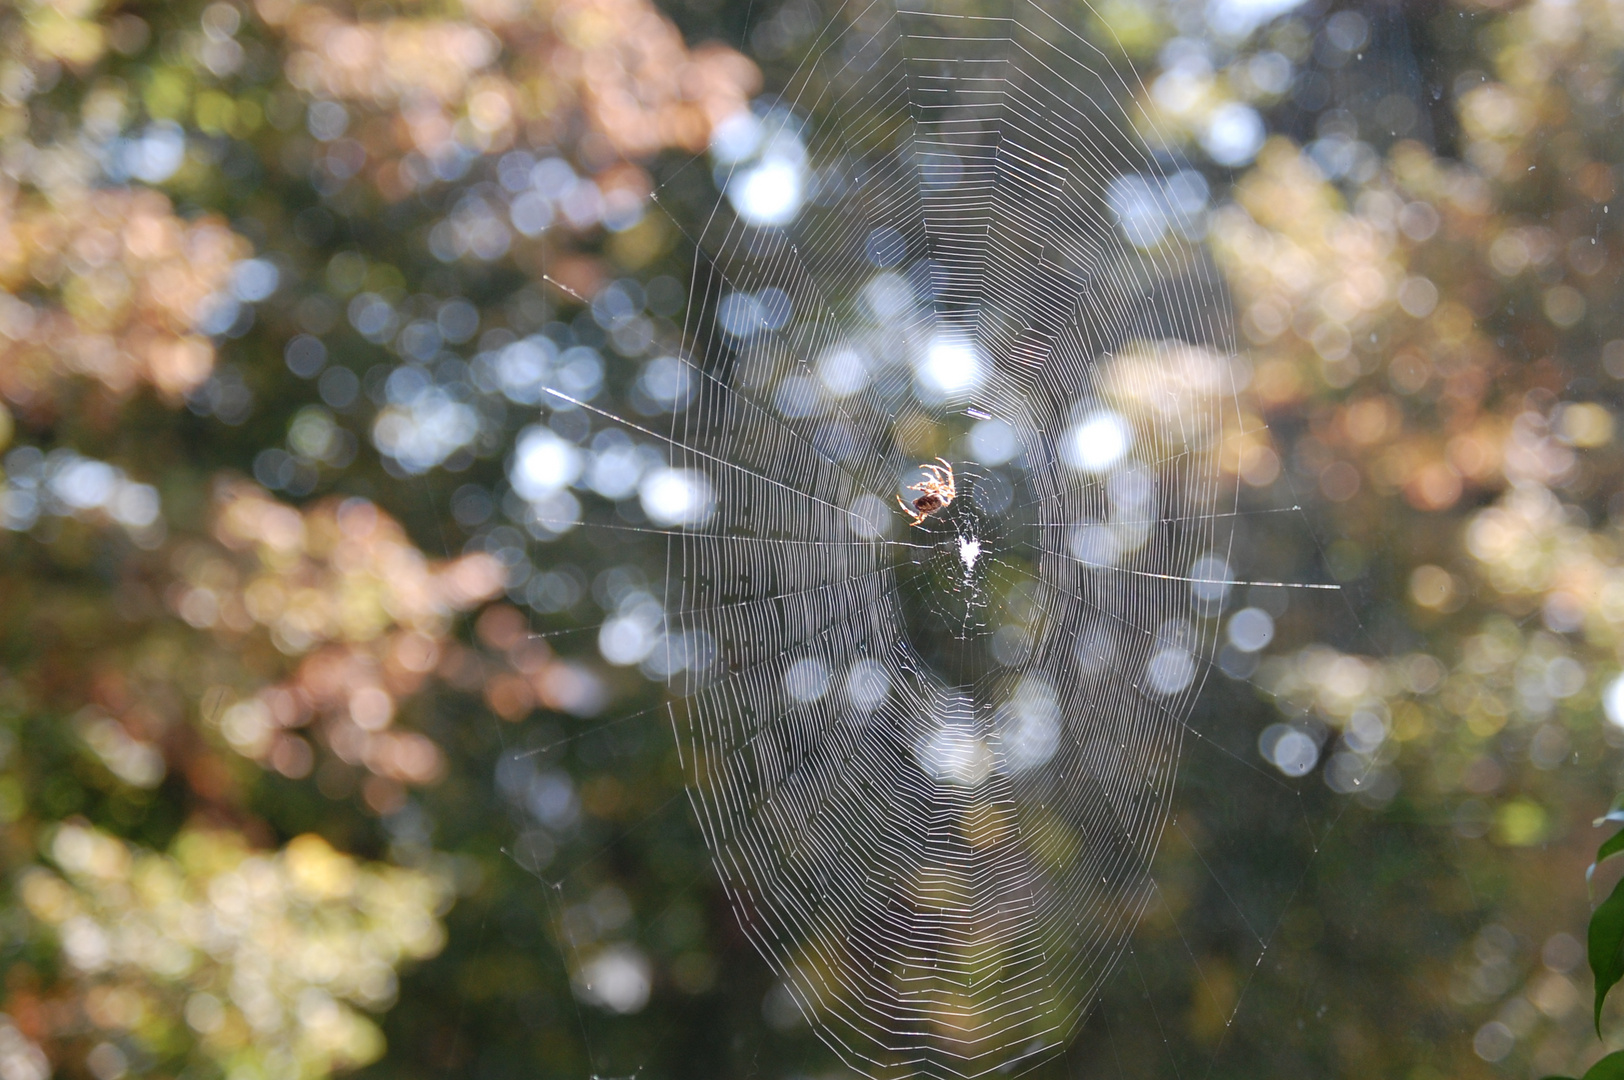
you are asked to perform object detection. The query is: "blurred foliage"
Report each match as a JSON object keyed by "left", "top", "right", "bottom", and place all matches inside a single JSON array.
[
  {"left": 0, "top": 0, "right": 754, "bottom": 1075},
  {"left": 0, "top": 0, "right": 1620, "bottom": 1078},
  {"left": 18, "top": 826, "right": 450, "bottom": 1079}
]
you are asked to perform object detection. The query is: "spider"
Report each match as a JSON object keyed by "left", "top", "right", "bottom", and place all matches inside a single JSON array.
[{"left": 898, "top": 457, "right": 956, "bottom": 527}]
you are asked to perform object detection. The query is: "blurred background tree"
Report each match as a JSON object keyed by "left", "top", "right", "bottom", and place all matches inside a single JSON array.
[{"left": 0, "top": 0, "right": 1618, "bottom": 1078}]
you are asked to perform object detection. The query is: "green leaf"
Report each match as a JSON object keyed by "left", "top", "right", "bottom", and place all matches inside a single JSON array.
[
  {"left": 1596, "top": 792, "right": 1624, "bottom": 828},
  {"left": 1591, "top": 830, "right": 1624, "bottom": 898},
  {"left": 1542, "top": 1052, "right": 1624, "bottom": 1080},
  {"left": 1586, "top": 1052, "right": 1624, "bottom": 1080},
  {"left": 1601, "top": 829, "right": 1624, "bottom": 870},
  {"left": 1594, "top": 875, "right": 1624, "bottom": 1035}
]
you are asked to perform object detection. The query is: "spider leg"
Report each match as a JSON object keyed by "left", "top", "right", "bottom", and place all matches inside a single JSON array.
[
  {"left": 914, "top": 459, "right": 953, "bottom": 500},
  {"left": 897, "top": 495, "right": 925, "bottom": 526}
]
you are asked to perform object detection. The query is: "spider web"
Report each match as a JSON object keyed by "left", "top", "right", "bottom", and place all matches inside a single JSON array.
[
  {"left": 661, "top": 1, "right": 1235, "bottom": 1075},
  {"left": 506, "top": 0, "right": 1341, "bottom": 1076}
]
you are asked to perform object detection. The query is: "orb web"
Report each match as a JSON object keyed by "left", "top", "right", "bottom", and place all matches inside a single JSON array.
[{"left": 656, "top": 0, "right": 1236, "bottom": 1075}]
